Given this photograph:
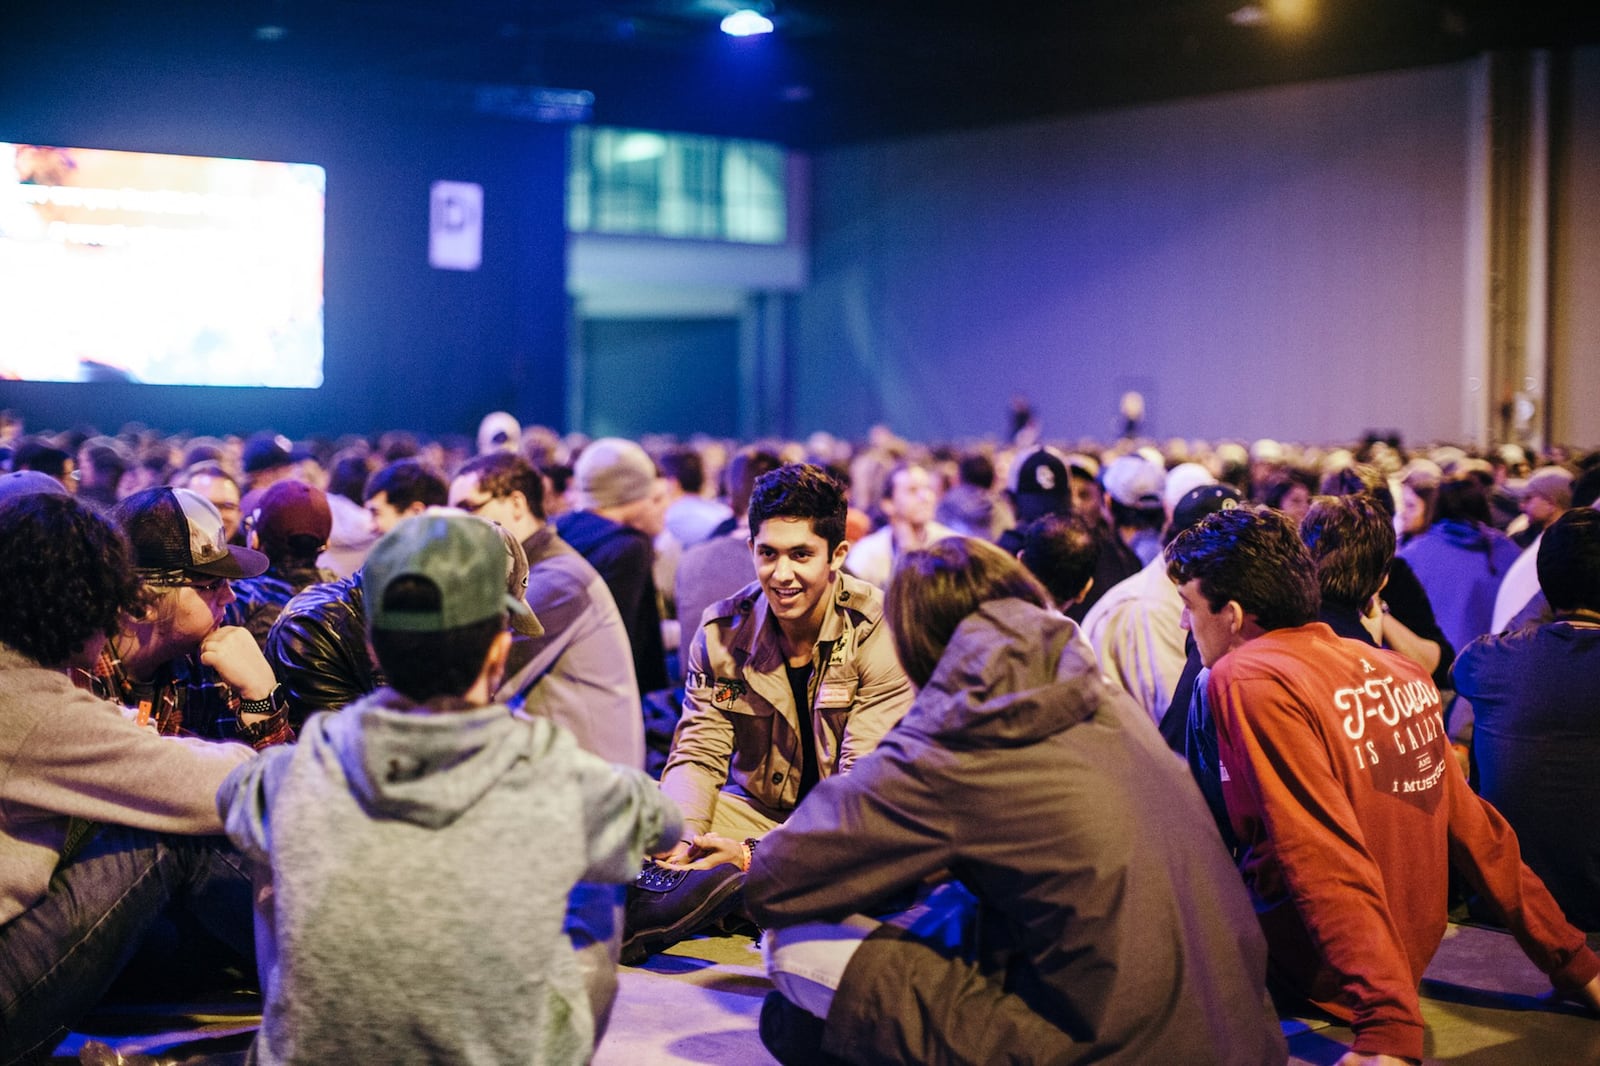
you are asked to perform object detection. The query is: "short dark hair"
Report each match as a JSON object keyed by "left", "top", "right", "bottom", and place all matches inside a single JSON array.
[
  {"left": 1166, "top": 506, "right": 1320, "bottom": 630},
  {"left": 455, "top": 452, "right": 546, "bottom": 520},
  {"left": 887, "top": 537, "right": 1048, "bottom": 688},
  {"left": 1262, "top": 470, "right": 1313, "bottom": 510},
  {"left": 657, "top": 447, "right": 705, "bottom": 495},
  {"left": 1537, "top": 508, "right": 1600, "bottom": 613},
  {"left": 957, "top": 453, "right": 996, "bottom": 491},
  {"left": 328, "top": 451, "right": 373, "bottom": 506},
  {"left": 1017, "top": 513, "right": 1100, "bottom": 608},
  {"left": 365, "top": 458, "right": 447, "bottom": 511},
  {"left": 1433, "top": 474, "right": 1492, "bottom": 526},
  {"left": 369, "top": 576, "right": 504, "bottom": 700},
  {"left": 1318, "top": 463, "right": 1396, "bottom": 519},
  {"left": 0, "top": 494, "right": 144, "bottom": 667},
  {"left": 726, "top": 447, "right": 782, "bottom": 520},
  {"left": 12, "top": 440, "right": 71, "bottom": 479},
  {"left": 1299, "top": 494, "right": 1394, "bottom": 606},
  {"left": 748, "top": 464, "right": 848, "bottom": 552},
  {"left": 1109, "top": 497, "right": 1165, "bottom": 533}
]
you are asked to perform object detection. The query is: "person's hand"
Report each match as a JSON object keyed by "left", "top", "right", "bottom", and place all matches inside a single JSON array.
[
  {"left": 651, "top": 839, "right": 694, "bottom": 865},
  {"left": 1335, "top": 1053, "right": 1416, "bottom": 1066},
  {"left": 1360, "top": 595, "right": 1386, "bottom": 646},
  {"left": 199, "top": 626, "right": 277, "bottom": 701},
  {"left": 661, "top": 833, "right": 746, "bottom": 871},
  {"left": 1549, "top": 974, "right": 1600, "bottom": 1014},
  {"left": 1579, "top": 974, "right": 1600, "bottom": 1013}
]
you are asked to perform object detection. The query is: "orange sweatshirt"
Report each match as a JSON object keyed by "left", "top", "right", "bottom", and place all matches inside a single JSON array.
[{"left": 1208, "top": 623, "right": 1599, "bottom": 1061}]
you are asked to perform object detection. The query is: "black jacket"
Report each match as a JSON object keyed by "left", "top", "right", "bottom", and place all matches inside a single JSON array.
[
  {"left": 555, "top": 510, "right": 667, "bottom": 692},
  {"left": 266, "top": 571, "right": 382, "bottom": 728}
]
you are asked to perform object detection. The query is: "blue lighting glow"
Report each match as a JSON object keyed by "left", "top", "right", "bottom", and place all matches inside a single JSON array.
[{"left": 720, "top": 9, "right": 774, "bottom": 37}]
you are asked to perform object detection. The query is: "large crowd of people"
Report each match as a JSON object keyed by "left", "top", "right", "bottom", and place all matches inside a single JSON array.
[{"left": 1, "top": 408, "right": 1599, "bottom": 1065}]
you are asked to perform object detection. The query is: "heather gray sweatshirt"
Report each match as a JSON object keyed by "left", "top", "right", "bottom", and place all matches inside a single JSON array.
[{"left": 219, "top": 690, "right": 681, "bottom": 1065}]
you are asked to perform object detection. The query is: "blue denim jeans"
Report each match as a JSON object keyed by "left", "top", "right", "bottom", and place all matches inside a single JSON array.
[{"left": 0, "top": 824, "right": 255, "bottom": 1065}]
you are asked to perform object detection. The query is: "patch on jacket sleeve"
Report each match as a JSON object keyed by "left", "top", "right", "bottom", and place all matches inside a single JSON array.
[{"left": 712, "top": 678, "right": 747, "bottom": 710}]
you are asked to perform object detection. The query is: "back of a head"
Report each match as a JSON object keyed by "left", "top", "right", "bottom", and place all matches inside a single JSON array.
[
  {"left": 1537, "top": 507, "right": 1600, "bottom": 614},
  {"left": 1017, "top": 513, "right": 1099, "bottom": 609},
  {"left": 1006, "top": 446, "right": 1071, "bottom": 524},
  {"left": 0, "top": 493, "right": 143, "bottom": 667},
  {"left": 365, "top": 458, "right": 448, "bottom": 510},
  {"left": 727, "top": 447, "right": 782, "bottom": 520},
  {"left": 254, "top": 480, "right": 334, "bottom": 566},
  {"left": 1432, "top": 474, "right": 1492, "bottom": 527},
  {"left": 13, "top": 439, "right": 71, "bottom": 479},
  {"left": 747, "top": 463, "right": 848, "bottom": 550},
  {"left": 365, "top": 513, "right": 534, "bottom": 702},
  {"left": 887, "top": 536, "right": 1049, "bottom": 689},
  {"left": 456, "top": 451, "right": 546, "bottom": 520},
  {"left": 476, "top": 411, "right": 522, "bottom": 456},
  {"left": 1318, "top": 462, "right": 1396, "bottom": 518},
  {"left": 957, "top": 452, "right": 996, "bottom": 491},
  {"left": 657, "top": 446, "right": 705, "bottom": 495},
  {"left": 1166, "top": 506, "right": 1320, "bottom": 630},
  {"left": 1299, "top": 494, "right": 1395, "bottom": 607},
  {"left": 328, "top": 451, "right": 373, "bottom": 505},
  {"left": 82, "top": 439, "right": 129, "bottom": 478},
  {"left": 1102, "top": 454, "right": 1167, "bottom": 530},
  {"left": 1574, "top": 465, "right": 1600, "bottom": 511},
  {"left": 573, "top": 437, "right": 657, "bottom": 512}
]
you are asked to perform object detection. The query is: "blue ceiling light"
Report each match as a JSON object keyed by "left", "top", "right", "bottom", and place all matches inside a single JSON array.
[{"left": 720, "top": 9, "right": 774, "bottom": 37}]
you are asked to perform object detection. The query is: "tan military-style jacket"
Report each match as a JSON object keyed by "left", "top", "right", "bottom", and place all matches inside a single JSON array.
[{"left": 660, "top": 572, "right": 912, "bottom": 837}]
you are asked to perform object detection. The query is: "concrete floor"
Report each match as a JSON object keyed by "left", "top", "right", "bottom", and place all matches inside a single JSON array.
[{"left": 55, "top": 923, "right": 1600, "bottom": 1064}]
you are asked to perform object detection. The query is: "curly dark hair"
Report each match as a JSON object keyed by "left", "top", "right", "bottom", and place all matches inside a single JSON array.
[
  {"left": 1017, "top": 512, "right": 1100, "bottom": 608},
  {"left": 748, "top": 463, "right": 848, "bottom": 551},
  {"left": 0, "top": 494, "right": 144, "bottom": 667}
]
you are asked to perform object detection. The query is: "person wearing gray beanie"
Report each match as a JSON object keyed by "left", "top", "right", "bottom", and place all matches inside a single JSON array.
[{"left": 557, "top": 438, "right": 671, "bottom": 693}]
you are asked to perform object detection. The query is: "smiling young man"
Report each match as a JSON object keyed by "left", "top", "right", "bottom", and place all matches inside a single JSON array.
[
  {"left": 626, "top": 464, "right": 913, "bottom": 962},
  {"left": 1166, "top": 506, "right": 1600, "bottom": 1066}
]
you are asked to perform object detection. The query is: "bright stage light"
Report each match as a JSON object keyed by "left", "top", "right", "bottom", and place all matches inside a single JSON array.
[{"left": 720, "top": 9, "right": 774, "bottom": 37}]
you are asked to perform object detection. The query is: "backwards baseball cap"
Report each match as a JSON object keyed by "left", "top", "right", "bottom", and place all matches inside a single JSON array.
[
  {"left": 253, "top": 480, "right": 333, "bottom": 556},
  {"left": 1170, "top": 483, "right": 1244, "bottom": 538},
  {"left": 477, "top": 410, "right": 522, "bottom": 456},
  {"left": 366, "top": 512, "right": 540, "bottom": 637},
  {"left": 1007, "top": 446, "right": 1071, "bottom": 523},
  {"left": 242, "top": 433, "right": 309, "bottom": 476},
  {"left": 115, "top": 487, "right": 268, "bottom": 582},
  {"left": 1102, "top": 454, "right": 1166, "bottom": 510},
  {"left": 575, "top": 437, "right": 657, "bottom": 510},
  {"left": 1163, "top": 462, "right": 1216, "bottom": 517}
]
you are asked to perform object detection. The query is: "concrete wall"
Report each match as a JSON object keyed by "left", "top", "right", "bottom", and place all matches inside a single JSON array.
[
  {"left": 1551, "top": 48, "right": 1600, "bottom": 448},
  {"left": 792, "top": 63, "right": 1493, "bottom": 447}
]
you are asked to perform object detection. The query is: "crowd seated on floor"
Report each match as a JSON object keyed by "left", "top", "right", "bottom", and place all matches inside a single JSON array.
[{"left": 2, "top": 407, "right": 1600, "bottom": 1065}]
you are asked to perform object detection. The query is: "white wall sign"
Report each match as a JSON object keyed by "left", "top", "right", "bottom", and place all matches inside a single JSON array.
[{"left": 429, "top": 180, "right": 483, "bottom": 271}]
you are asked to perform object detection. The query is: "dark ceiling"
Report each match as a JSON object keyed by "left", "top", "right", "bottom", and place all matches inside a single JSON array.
[{"left": 10, "top": 1, "right": 1600, "bottom": 148}]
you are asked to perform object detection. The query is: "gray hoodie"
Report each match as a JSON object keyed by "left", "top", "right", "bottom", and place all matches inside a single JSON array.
[{"left": 220, "top": 691, "right": 681, "bottom": 1065}]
